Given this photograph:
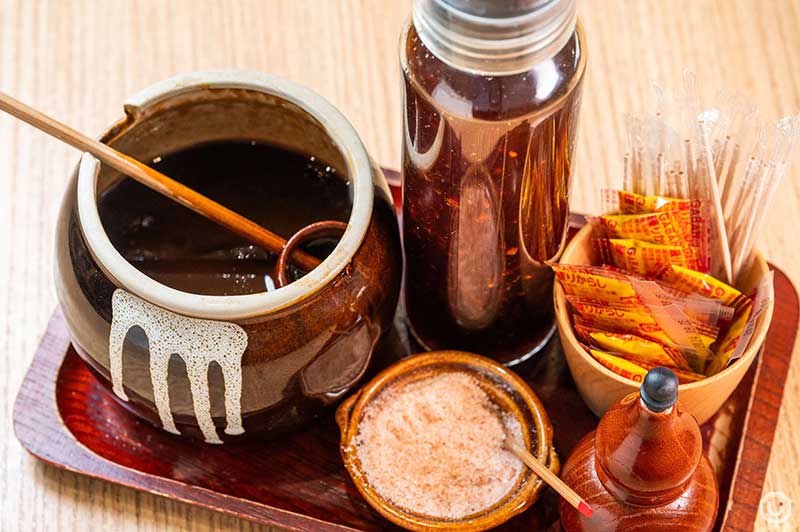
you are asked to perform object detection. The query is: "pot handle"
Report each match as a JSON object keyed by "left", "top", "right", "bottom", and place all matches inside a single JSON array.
[
  {"left": 547, "top": 444, "right": 561, "bottom": 476},
  {"left": 275, "top": 220, "right": 348, "bottom": 288},
  {"left": 335, "top": 391, "right": 361, "bottom": 438}
]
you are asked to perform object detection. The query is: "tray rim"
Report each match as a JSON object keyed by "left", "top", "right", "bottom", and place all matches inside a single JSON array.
[{"left": 13, "top": 269, "right": 799, "bottom": 532}]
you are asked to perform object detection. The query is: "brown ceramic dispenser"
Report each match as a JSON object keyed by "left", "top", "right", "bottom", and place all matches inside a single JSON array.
[{"left": 559, "top": 367, "right": 719, "bottom": 531}]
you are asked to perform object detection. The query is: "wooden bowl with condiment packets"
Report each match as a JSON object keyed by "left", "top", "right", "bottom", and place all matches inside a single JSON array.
[
  {"left": 554, "top": 224, "right": 774, "bottom": 424},
  {"left": 336, "top": 351, "right": 558, "bottom": 532}
]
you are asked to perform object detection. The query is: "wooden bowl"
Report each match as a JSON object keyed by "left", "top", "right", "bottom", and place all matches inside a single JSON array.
[
  {"left": 554, "top": 225, "right": 774, "bottom": 424},
  {"left": 336, "top": 351, "right": 558, "bottom": 532}
]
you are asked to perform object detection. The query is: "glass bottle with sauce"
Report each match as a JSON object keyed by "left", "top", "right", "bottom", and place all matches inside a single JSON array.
[{"left": 401, "top": 0, "right": 586, "bottom": 365}]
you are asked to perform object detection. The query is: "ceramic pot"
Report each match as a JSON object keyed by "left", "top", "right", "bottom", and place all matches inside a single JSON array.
[{"left": 54, "top": 70, "right": 402, "bottom": 443}]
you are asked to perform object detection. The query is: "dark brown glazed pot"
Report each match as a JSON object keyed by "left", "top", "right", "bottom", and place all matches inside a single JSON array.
[
  {"left": 54, "top": 71, "right": 402, "bottom": 443},
  {"left": 559, "top": 368, "right": 719, "bottom": 531}
]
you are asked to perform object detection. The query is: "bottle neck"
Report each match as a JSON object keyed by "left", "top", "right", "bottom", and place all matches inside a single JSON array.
[
  {"left": 595, "top": 395, "right": 703, "bottom": 507},
  {"left": 412, "top": 0, "right": 577, "bottom": 76}
]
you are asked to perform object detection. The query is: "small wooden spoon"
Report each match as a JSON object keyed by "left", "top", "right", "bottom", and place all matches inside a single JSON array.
[
  {"left": 504, "top": 436, "right": 594, "bottom": 518},
  {"left": 0, "top": 90, "right": 322, "bottom": 271}
]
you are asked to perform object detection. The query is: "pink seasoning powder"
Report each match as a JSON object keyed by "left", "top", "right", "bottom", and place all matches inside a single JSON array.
[{"left": 352, "top": 372, "right": 525, "bottom": 519}]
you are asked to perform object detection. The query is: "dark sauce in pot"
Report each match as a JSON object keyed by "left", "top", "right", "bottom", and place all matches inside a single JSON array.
[{"left": 97, "top": 141, "right": 352, "bottom": 296}]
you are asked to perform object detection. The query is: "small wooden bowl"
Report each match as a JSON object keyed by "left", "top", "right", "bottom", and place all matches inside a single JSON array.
[
  {"left": 336, "top": 351, "right": 558, "bottom": 532},
  {"left": 554, "top": 225, "right": 774, "bottom": 424}
]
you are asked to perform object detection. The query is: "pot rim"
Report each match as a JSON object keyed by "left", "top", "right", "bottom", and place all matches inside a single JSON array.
[{"left": 77, "top": 70, "right": 374, "bottom": 320}]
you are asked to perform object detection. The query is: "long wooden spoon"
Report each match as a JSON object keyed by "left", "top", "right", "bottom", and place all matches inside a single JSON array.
[{"left": 0, "top": 90, "right": 322, "bottom": 271}]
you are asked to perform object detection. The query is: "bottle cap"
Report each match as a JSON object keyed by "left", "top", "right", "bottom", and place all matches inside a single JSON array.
[
  {"left": 441, "top": 0, "right": 551, "bottom": 18},
  {"left": 412, "top": 0, "right": 577, "bottom": 75},
  {"left": 639, "top": 367, "right": 679, "bottom": 413}
]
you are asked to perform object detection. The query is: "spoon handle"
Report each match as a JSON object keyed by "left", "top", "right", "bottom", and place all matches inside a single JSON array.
[
  {"left": 506, "top": 439, "right": 593, "bottom": 518},
  {"left": 0, "top": 90, "right": 322, "bottom": 271}
]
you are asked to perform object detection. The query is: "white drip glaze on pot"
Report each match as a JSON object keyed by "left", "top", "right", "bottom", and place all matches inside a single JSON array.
[{"left": 108, "top": 289, "right": 248, "bottom": 444}]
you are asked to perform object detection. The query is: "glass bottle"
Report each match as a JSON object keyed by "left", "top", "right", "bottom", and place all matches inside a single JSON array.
[{"left": 401, "top": 0, "right": 586, "bottom": 365}]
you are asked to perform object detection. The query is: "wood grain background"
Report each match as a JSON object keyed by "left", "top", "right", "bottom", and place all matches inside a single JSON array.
[{"left": 0, "top": 1, "right": 798, "bottom": 530}]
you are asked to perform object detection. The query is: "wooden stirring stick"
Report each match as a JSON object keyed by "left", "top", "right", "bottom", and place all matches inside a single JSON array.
[
  {"left": 505, "top": 437, "right": 594, "bottom": 518},
  {"left": 0, "top": 90, "right": 322, "bottom": 272}
]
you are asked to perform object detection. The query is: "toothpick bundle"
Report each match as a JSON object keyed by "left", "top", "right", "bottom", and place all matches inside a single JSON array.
[{"left": 621, "top": 72, "right": 800, "bottom": 285}]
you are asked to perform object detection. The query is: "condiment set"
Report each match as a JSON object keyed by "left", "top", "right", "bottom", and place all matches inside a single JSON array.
[{"left": 1, "top": 0, "right": 793, "bottom": 530}]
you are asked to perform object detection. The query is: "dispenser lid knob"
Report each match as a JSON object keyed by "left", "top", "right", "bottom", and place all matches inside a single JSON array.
[{"left": 640, "top": 367, "right": 678, "bottom": 413}]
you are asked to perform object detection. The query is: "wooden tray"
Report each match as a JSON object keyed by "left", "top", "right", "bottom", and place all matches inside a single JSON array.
[{"left": 13, "top": 214, "right": 799, "bottom": 532}]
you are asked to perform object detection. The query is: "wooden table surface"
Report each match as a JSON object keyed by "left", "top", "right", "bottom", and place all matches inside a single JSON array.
[{"left": 1, "top": 1, "right": 798, "bottom": 530}]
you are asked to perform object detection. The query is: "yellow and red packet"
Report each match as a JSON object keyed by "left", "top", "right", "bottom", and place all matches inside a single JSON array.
[
  {"left": 706, "top": 302, "right": 753, "bottom": 375},
  {"left": 589, "top": 349, "right": 648, "bottom": 383},
  {"left": 575, "top": 324, "right": 692, "bottom": 371},
  {"left": 552, "top": 263, "right": 642, "bottom": 306},
  {"left": 601, "top": 188, "right": 693, "bottom": 215},
  {"left": 706, "top": 271, "right": 774, "bottom": 375},
  {"left": 567, "top": 295, "right": 717, "bottom": 354},
  {"left": 588, "top": 348, "right": 704, "bottom": 385},
  {"left": 600, "top": 238, "right": 686, "bottom": 276},
  {"left": 658, "top": 264, "right": 751, "bottom": 313},
  {"left": 595, "top": 209, "right": 708, "bottom": 273}
]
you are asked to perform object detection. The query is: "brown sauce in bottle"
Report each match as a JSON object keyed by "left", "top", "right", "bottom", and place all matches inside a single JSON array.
[{"left": 402, "top": 23, "right": 585, "bottom": 364}]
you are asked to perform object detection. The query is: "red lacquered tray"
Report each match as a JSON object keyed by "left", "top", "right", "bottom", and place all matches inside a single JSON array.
[{"left": 13, "top": 192, "right": 799, "bottom": 531}]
